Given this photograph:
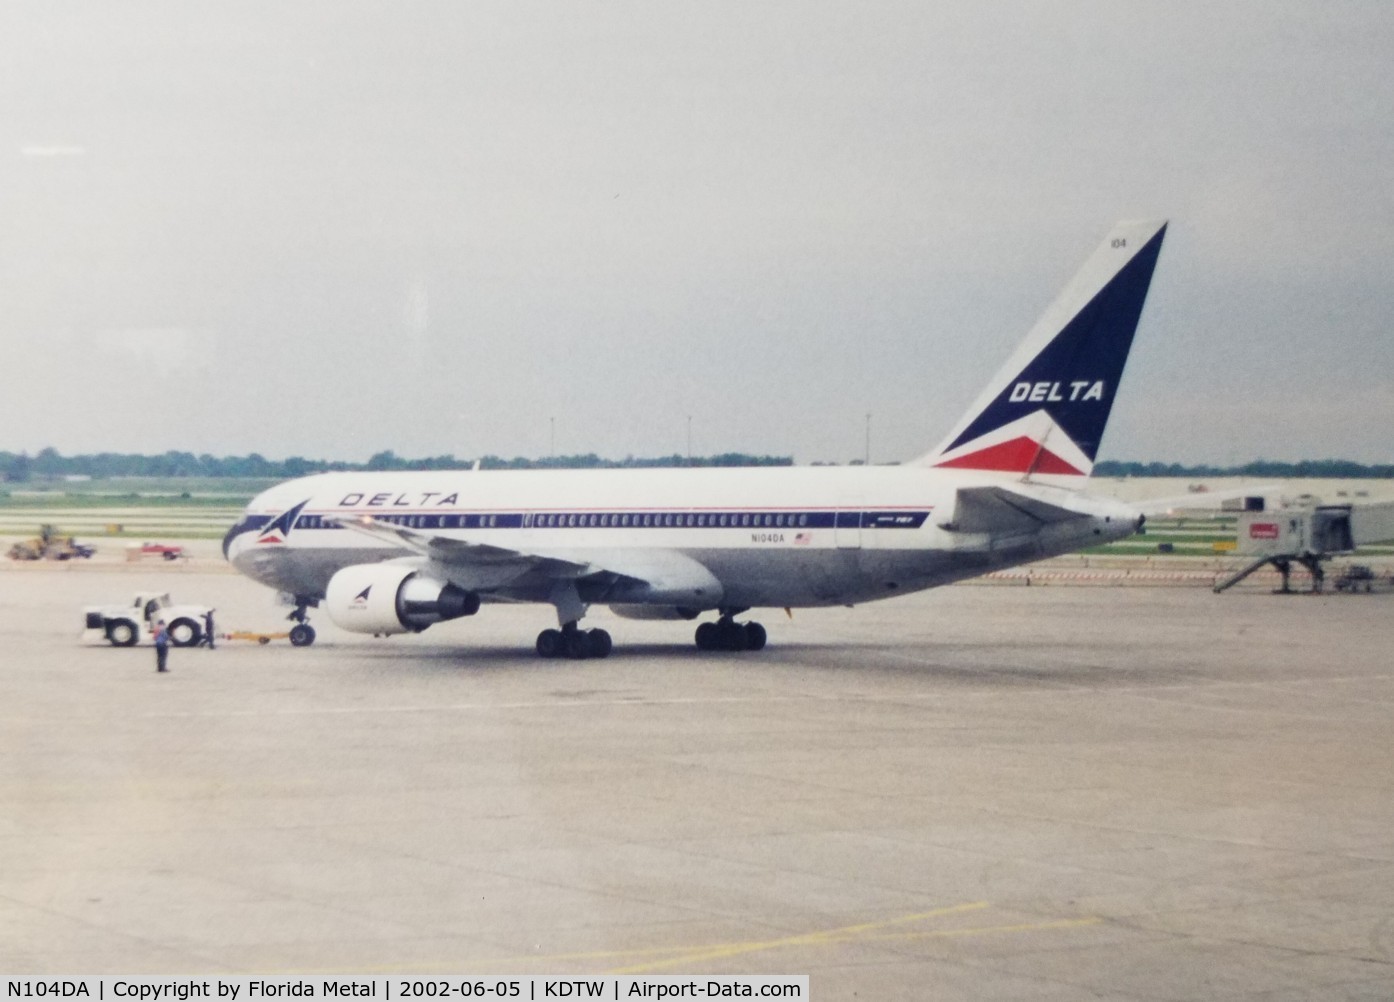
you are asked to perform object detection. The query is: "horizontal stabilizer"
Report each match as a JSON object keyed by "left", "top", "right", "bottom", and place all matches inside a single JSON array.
[{"left": 944, "top": 485, "right": 1088, "bottom": 535}]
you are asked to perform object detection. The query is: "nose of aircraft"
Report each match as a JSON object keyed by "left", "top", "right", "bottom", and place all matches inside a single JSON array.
[
  {"left": 223, "top": 508, "right": 255, "bottom": 559},
  {"left": 222, "top": 489, "right": 279, "bottom": 560}
]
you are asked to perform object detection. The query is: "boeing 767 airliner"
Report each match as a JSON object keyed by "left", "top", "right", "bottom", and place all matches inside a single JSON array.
[{"left": 224, "top": 220, "right": 1168, "bottom": 657}]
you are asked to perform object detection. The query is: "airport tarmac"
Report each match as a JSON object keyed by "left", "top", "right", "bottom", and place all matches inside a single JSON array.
[{"left": 3, "top": 568, "right": 1393, "bottom": 999}]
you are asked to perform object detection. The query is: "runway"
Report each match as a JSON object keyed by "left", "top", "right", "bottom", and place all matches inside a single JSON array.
[{"left": 3, "top": 568, "right": 1392, "bottom": 999}]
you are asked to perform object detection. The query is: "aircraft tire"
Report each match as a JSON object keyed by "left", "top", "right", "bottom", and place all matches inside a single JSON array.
[
  {"left": 744, "top": 622, "right": 767, "bottom": 651},
  {"left": 168, "top": 617, "right": 202, "bottom": 648},
  {"left": 718, "top": 620, "right": 747, "bottom": 651},
  {"left": 588, "top": 628, "right": 612, "bottom": 659},
  {"left": 536, "top": 628, "right": 563, "bottom": 658},
  {"left": 107, "top": 618, "right": 139, "bottom": 647},
  {"left": 565, "top": 629, "right": 592, "bottom": 659},
  {"left": 694, "top": 622, "right": 718, "bottom": 651},
  {"left": 289, "top": 623, "right": 317, "bottom": 647}
]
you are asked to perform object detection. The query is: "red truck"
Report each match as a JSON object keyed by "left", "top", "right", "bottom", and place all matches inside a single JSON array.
[{"left": 139, "top": 542, "right": 185, "bottom": 561}]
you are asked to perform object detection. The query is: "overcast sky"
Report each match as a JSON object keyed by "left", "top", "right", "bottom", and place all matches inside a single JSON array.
[{"left": 2, "top": 1, "right": 1391, "bottom": 466}]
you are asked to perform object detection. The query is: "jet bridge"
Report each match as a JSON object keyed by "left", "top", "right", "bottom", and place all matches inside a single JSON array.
[{"left": 1214, "top": 500, "right": 1394, "bottom": 593}]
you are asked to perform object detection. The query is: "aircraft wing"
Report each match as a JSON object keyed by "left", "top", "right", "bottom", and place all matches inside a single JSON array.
[
  {"left": 946, "top": 485, "right": 1091, "bottom": 534},
  {"left": 325, "top": 514, "right": 723, "bottom": 605},
  {"left": 326, "top": 514, "right": 591, "bottom": 590}
]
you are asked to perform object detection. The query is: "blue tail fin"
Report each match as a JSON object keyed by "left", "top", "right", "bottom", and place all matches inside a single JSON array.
[{"left": 917, "top": 220, "right": 1167, "bottom": 480}]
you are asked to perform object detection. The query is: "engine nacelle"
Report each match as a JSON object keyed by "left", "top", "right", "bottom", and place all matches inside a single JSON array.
[
  {"left": 325, "top": 563, "right": 480, "bottom": 636},
  {"left": 608, "top": 604, "right": 701, "bottom": 621}
]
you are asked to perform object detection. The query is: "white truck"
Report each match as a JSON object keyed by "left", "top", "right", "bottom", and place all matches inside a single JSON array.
[{"left": 83, "top": 592, "right": 213, "bottom": 647}]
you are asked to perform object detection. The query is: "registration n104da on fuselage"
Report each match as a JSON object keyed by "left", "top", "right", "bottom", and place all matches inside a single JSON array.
[{"left": 224, "top": 220, "right": 1167, "bottom": 658}]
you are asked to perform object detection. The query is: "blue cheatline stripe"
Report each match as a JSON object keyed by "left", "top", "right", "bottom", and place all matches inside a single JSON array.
[
  {"left": 235, "top": 514, "right": 274, "bottom": 533},
  {"left": 222, "top": 512, "right": 274, "bottom": 557},
  {"left": 270, "top": 508, "right": 933, "bottom": 533}
]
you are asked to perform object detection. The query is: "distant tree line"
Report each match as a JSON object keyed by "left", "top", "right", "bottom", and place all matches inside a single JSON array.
[
  {"left": 4, "top": 449, "right": 1392, "bottom": 483},
  {"left": 1094, "top": 459, "right": 1394, "bottom": 478},
  {"left": 0, "top": 447, "right": 794, "bottom": 482}
]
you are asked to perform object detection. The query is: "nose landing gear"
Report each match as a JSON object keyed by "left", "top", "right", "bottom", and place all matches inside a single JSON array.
[{"left": 287, "top": 600, "right": 317, "bottom": 647}]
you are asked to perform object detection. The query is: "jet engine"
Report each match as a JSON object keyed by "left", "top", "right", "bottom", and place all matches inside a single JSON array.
[{"left": 325, "top": 563, "right": 480, "bottom": 635}]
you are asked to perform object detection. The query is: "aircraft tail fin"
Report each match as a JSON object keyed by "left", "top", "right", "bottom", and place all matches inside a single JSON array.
[{"left": 915, "top": 220, "right": 1167, "bottom": 482}]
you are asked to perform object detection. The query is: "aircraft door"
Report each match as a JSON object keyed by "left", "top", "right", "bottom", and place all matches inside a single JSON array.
[{"left": 835, "top": 497, "right": 862, "bottom": 549}]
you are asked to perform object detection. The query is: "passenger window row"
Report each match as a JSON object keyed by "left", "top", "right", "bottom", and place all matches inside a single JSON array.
[{"left": 286, "top": 510, "right": 927, "bottom": 532}]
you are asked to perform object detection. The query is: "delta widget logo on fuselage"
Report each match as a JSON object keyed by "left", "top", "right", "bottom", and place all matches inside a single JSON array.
[{"left": 256, "top": 500, "right": 309, "bottom": 544}]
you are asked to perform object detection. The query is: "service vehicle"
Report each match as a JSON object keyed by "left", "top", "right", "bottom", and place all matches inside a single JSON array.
[
  {"left": 1333, "top": 565, "right": 1378, "bottom": 593},
  {"left": 7, "top": 525, "right": 95, "bottom": 561},
  {"left": 138, "top": 541, "right": 186, "bottom": 561},
  {"left": 83, "top": 592, "right": 212, "bottom": 647}
]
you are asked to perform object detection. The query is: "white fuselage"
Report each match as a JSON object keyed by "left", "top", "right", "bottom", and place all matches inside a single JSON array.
[{"left": 224, "top": 465, "right": 1140, "bottom": 611}]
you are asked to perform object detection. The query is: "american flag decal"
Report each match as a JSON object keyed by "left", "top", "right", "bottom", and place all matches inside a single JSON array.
[{"left": 794, "top": 532, "right": 813, "bottom": 545}]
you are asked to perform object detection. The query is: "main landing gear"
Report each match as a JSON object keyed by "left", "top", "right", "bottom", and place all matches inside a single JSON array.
[
  {"left": 287, "top": 599, "right": 317, "bottom": 647},
  {"left": 694, "top": 612, "right": 767, "bottom": 652},
  {"left": 536, "top": 623, "right": 613, "bottom": 660},
  {"left": 536, "top": 581, "right": 612, "bottom": 660}
]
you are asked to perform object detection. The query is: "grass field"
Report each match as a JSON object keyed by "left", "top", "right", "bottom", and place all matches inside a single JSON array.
[
  {"left": 0, "top": 476, "right": 278, "bottom": 506},
  {"left": 0, "top": 478, "right": 272, "bottom": 538},
  {"left": 1084, "top": 516, "right": 1238, "bottom": 557},
  {"left": 0, "top": 511, "right": 241, "bottom": 541}
]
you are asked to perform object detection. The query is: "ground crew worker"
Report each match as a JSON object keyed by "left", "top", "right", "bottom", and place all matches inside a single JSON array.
[
  {"left": 153, "top": 620, "right": 170, "bottom": 673},
  {"left": 202, "top": 608, "right": 216, "bottom": 649}
]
